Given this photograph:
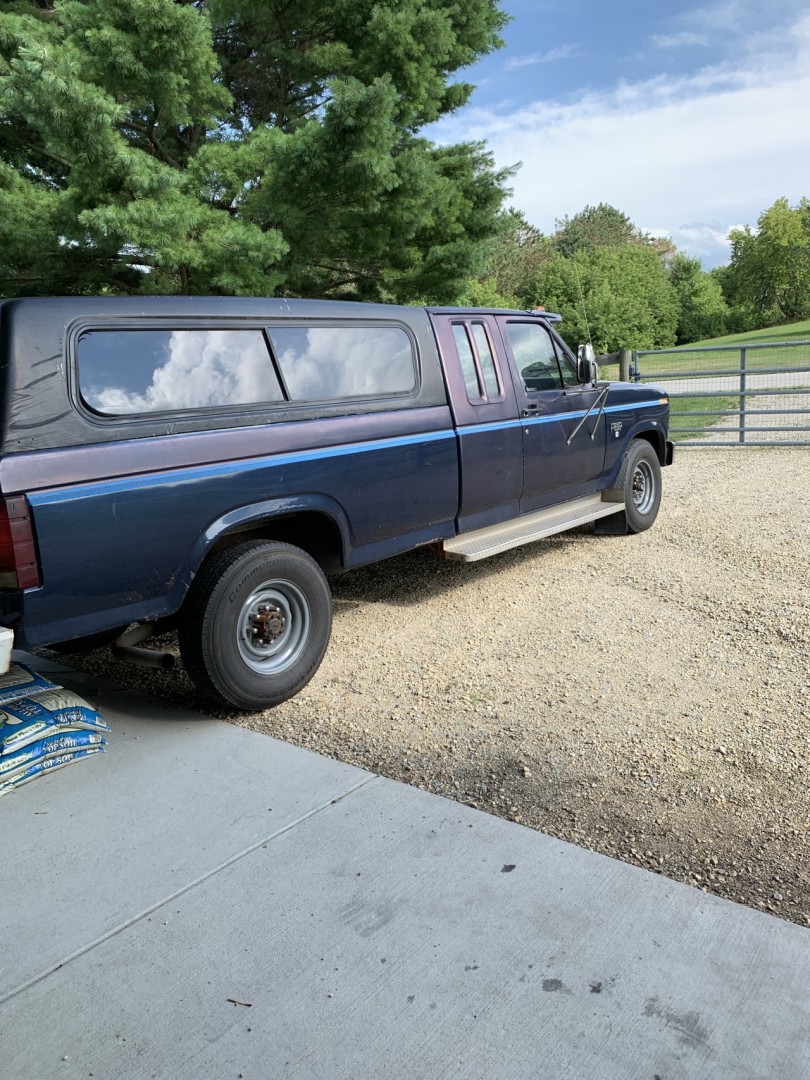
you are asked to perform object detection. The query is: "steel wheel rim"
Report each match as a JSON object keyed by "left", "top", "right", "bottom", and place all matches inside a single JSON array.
[
  {"left": 632, "top": 460, "right": 656, "bottom": 514},
  {"left": 237, "top": 580, "right": 310, "bottom": 675}
]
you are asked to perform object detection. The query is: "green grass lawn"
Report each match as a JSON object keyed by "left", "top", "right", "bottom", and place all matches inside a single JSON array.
[
  {"left": 668, "top": 395, "right": 738, "bottom": 441},
  {"left": 633, "top": 320, "right": 810, "bottom": 441},
  {"left": 637, "top": 319, "right": 810, "bottom": 376},
  {"left": 681, "top": 318, "right": 810, "bottom": 349}
]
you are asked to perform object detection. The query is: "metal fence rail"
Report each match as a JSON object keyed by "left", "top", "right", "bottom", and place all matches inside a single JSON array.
[{"left": 632, "top": 339, "right": 810, "bottom": 446}]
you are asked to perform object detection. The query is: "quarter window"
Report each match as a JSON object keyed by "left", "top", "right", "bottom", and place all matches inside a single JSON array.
[
  {"left": 470, "top": 323, "right": 501, "bottom": 398},
  {"left": 451, "top": 321, "right": 503, "bottom": 403},
  {"left": 452, "top": 324, "right": 481, "bottom": 399},
  {"left": 78, "top": 329, "right": 282, "bottom": 414}
]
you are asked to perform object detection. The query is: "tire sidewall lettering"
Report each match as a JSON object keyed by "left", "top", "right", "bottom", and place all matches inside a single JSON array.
[
  {"left": 225, "top": 560, "right": 295, "bottom": 606},
  {"left": 227, "top": 570, "right": 255, "bottom": 605}
]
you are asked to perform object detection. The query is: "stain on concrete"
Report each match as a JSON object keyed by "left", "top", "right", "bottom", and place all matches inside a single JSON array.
[
  {"left": 340, "top": 898, "right": 393, "bottom": 938},
  {"left": 644, "top": 996, "right": 711, "bottom": 1050}
]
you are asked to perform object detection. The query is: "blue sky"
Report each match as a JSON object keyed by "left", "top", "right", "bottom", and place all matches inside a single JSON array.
[{"left": 431, "top": 0, "right": 810, "bottom": 267}]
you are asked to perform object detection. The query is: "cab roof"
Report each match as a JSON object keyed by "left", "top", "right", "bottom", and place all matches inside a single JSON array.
[{"left": 427, "top": 307, "right": 562, "bottom": 323}]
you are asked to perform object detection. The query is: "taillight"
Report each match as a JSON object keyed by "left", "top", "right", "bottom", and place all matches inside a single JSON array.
[{"left": 0, "top": 496, "right": 40, "bottom": 589}]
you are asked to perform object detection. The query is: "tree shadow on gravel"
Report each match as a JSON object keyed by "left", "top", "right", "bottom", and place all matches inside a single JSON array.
[{"left": 330, "top": 529, "right": 594, "bottom": 607}]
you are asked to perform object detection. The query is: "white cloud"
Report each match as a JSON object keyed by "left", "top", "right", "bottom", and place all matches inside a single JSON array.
[
  {"left": 506, "top": 44, "right": 581, "bottom": 70},
  {"left": 650, "top": 223, "right": 743, "bottom": 264},
  {"left": 650, "top": 32, "right": 708, "bottom": 48},
  {"left": 271, "top": 327, "right": 414, "bottom": 398},
  {"left": 88, "top": 330, "right": 281, "bottom": 413},
  {"left": 87, "top": 326, "right": 416, "bottom": 412},
  {"left": 654, "top": 1, "right": 807, "bottom": 56},
  {"left": 434, "top": 12, "right": 810, "bottom": 267}
]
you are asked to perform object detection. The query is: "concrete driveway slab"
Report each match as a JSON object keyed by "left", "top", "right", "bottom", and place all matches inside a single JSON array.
[
  {"left": 4, "top": 776, "right": 810, "bottom": 1079},
  {"left": 0, "top": 659, "right": 368, "bottom": 1000},
  {"left": 2, "top": 657, "right": 808, "bottom": 1079}
]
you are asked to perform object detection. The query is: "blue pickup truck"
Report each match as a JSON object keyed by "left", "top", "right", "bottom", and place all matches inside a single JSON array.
[{"left": 0, "top": 297, "right": 671, "bottom": 710}]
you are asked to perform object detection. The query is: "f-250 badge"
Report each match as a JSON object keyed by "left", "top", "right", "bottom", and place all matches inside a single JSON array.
[{"left": 610, "top": 421, "right": 623, "bottom": 438}]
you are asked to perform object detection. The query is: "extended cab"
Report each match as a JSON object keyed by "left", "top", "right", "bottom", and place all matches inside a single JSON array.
[{"left": 0, "top": 297, "right": 672, "bottom": 709}]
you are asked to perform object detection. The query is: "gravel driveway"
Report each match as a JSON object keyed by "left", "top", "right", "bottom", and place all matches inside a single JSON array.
[{"left": 60, "top": 448, "right": 810, "bottom": 926}]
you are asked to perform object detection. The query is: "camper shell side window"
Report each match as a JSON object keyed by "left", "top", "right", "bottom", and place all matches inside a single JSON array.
[{"left": 77, "top": 322, "right": 419, "bottom": 418}]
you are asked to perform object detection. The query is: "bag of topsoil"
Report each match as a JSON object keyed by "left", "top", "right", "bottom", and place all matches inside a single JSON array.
[
  {"left": 0, "top": 746, "right": 106, "bottom": 797},
  {"left": 0, "top": 662, "right": 61, "bottom": 706},
  {"left": 0, "top": 689, "right": 110, "bottom": 757},
  {"left": 0, "top": 728, "right": 107, "bottom": 786}
]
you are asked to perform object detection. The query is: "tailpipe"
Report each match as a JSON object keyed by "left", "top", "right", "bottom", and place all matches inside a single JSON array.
[{"left": 112, "top": 623, "right": 176, "bottom": 670}]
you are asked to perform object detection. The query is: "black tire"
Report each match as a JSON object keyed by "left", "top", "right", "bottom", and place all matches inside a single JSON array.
[
  {"left": 179, "top": 541, "right": 332, "bottom": 711},
  {"left": 609, "top": 440, "right": 662, "bottom": 533}
]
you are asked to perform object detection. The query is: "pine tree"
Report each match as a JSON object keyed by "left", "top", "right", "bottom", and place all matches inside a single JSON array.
[{"left": 0, "top": 0, "right": 510, "bottom": 299}]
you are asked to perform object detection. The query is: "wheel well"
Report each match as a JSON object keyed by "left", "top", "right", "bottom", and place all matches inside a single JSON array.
[
  {"left": 206, "top": 512, "right": 344, "bottom": 576},
  {"left": 634, "top": 429, "right": 666, "bottom": 463}
]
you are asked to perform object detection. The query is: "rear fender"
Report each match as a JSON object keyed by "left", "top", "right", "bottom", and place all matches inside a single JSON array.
[{"left": 180, "top": 495, "right": 351, "bottom": 593}]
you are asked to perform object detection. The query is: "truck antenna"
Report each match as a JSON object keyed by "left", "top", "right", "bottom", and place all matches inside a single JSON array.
[{"left": 572, "top": 262, "right": 593, "bottom": 348}]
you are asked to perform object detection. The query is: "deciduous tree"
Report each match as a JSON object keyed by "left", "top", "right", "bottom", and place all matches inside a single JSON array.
[
  {"left": 723, "top": 197, "right": 810, "bottom": 327},
  {"left": 532, "top": 246, "right": 679, "bottom": 353},
  {"left": 669, "top": 254, "right": 729, "bottom": 343}
]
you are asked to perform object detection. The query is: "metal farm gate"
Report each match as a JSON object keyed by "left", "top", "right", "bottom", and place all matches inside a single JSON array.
[{"left": 629, "top": 339, "right": 810, "bottom": 446}]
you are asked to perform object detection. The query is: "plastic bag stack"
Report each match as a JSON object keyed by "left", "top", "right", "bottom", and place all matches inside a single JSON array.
[{"left": 0, "top": 663, "right": 109, "bottom": 797}]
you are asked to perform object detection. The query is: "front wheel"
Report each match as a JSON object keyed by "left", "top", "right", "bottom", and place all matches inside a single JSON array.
[
  {"left": 616, "top": 440, "right": 662, "bottom": 533},
  {"left": 179, "top": 541, "right": 332, "bottom": 711},
  {"left": 604, "top": 440, "right": 660, "bottom": 533}
]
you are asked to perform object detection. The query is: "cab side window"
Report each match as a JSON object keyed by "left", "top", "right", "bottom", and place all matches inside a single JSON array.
[
  {"left": 553, "top": 335, "right": 582, "bottom": 388},
  {"left": 506, "top": 323, "right": 562, "bottom": 392}
]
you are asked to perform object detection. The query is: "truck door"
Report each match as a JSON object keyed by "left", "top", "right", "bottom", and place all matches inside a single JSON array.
[
  {"left": 495, "top": 317, "right": 607, "bottom": 513},
  {"left": 431, "top": 315, "right": 523, "bottom": 533}
]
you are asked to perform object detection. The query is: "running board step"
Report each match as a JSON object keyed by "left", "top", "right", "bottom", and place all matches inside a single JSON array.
[{"left": 441, "top": 495, "right": 624, "bottom": 562}]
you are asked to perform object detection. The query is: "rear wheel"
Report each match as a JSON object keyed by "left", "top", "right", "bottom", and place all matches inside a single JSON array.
[{"left": 179, "top": 541, "right": 332, "bottom": 711}]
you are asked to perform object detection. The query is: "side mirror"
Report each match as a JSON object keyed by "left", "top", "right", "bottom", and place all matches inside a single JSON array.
[{"left": 577, "top": 343, "right": 599, "bottom": 384}]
